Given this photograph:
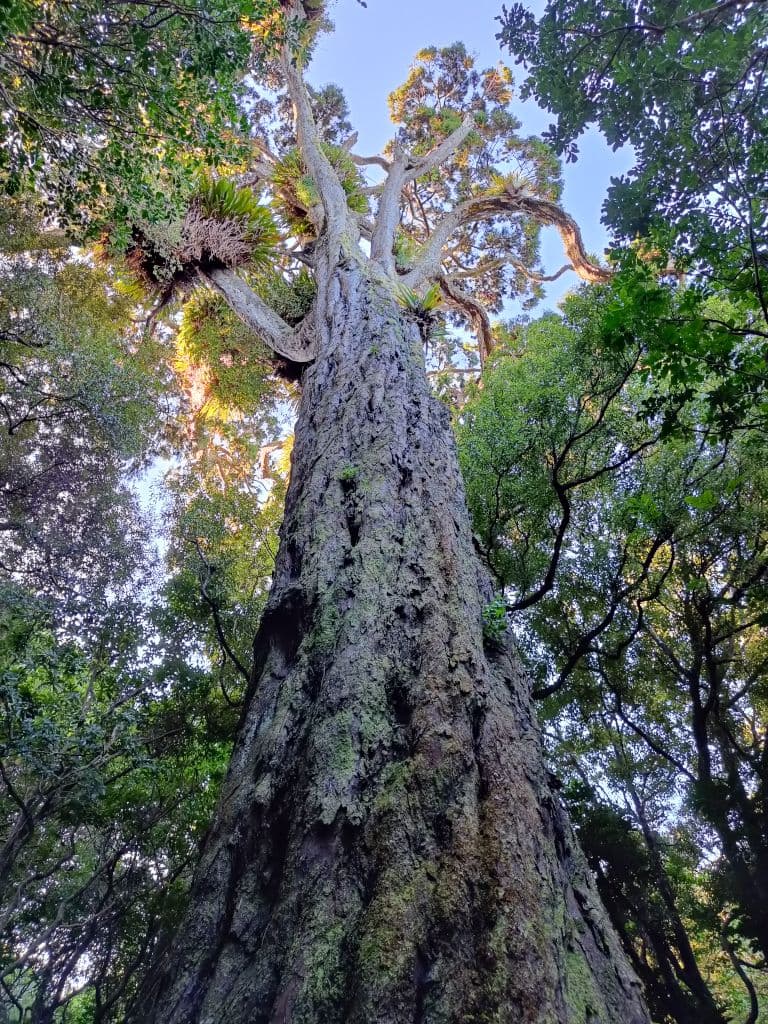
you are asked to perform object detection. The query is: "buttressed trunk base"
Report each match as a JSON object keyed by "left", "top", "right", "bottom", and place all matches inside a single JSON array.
[{"left": 143, "top": 260, "right": 649, "bottom": 1024}]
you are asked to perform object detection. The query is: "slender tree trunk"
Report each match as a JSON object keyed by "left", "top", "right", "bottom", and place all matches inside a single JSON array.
[
  {"left": 599, "top": 881, "right": 714, "bottom": 1024},
  {"left": 624, "top": 785, "right": 725, "bottom": 1024},
  {"left": 142, "top": 258, "right": 648, "bottom": 1023}
]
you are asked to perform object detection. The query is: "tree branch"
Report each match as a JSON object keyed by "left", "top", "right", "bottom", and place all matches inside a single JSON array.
[
  {"left": 370, "top": 114, "right": 476, "bottom": 275},
  {"left": 402, "top": 187, "right": 610, "bottom": 289},
  {"left": 351, "top": 152, "right": 391, "bottom": 171},
  {"left": 507, "top": 469, "right": 571, "bottom": 614},
  {"left": 281, "top": 31, "right": 354, "bottom": 245},
  {"left": 195, "top": 540, "right": 251, "bottom": 687},
  {"left": 370, "top": 150, "right": 407, "bottom": 273},
  {"left": 437, "top": 273, "right": 494, "bottom": 364},
  {"left": 721, "top": 910, "right": 760, "bottom": 1024},
  {"left": 404, "top": 112, "right": 476, "bottom": 183},
  {"left": 201, "top": 267, "right": 317, "bottom": 363},
  {"left": 510, "top": 260, "right": 573, "bottom": 283}
]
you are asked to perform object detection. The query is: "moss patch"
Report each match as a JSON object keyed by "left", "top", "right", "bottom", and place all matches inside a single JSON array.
[
  {"left": 564, "top": 947, "right": 606, "bottom": 1022},
  {"left": 297, "top": 922, "right": 347, "bottom": 1021}
]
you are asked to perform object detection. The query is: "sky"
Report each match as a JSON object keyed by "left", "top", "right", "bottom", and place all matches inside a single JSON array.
[{"left": 307, "top": 0, "right": 634, "bottom": 313}]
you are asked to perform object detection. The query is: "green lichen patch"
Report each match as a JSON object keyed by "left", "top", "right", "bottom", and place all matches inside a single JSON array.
[
  {"left": 310, "top": 709, "right": 360, "bottom": 824},
  {"left": 337, "top": 463, "right": 359, "bottom": 486},
  {"left": 309, "top": 602, "right": 341, "bottom": 656},
  {"left": 358, "top": 699, "right": 390, "bottom": 754},
  {"left": 296, "top": 922, "right": 348, "bottom": 1021},
  {"left": 371, "top": 759, "right": 417, "bottom": 815},
  {"left": 564, "top": 946, "right": 608, "bottom": 1022},
  {"left": 357, "top": 868, "right": 429, "bottom": 1003}
]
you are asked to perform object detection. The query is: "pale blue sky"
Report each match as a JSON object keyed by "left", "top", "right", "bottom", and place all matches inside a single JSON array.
[{"left": 308, "top": 0, "right": 634, "bottom": 313}]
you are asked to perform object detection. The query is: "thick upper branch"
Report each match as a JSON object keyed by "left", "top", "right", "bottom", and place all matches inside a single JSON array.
[
  {"left": 438, "top": 274, "right": 494, "bottom": 366},
  {"left": 202, "top": 267, "right": 317, "bottom": 363},
  {"left": 370, "top": 150, "right": 407, "bottom": 273},
  {"left": 281, "top": 36, "right": 354, "bottom": 246},
  {"left": 351, "top": 153, "right": 391, "bottom": 172},
  {"left": 369, "top": 114, "right": 476, "bottom": 276},
  {"left": 402, "top": 188, "right": 610, "bottom": 289},
  {"left": 403, "top": 113, "right": 475, "bottom": 183}
]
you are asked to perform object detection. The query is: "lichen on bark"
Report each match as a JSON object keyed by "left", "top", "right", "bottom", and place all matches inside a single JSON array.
[{"left": 139, "top": 260, "right": 649, "bottom": 1024}]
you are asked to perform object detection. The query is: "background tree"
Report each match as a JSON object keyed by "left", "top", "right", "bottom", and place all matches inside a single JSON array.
[
  {"left": 0, "top": 192, "right": 282, "bottom": 1019},
  {"left": 497, "top": 0, "right": 767, "bottom": 301},
  {"left": 0, "top": 0, "right": 279, "bottom": 233},
  {"left": 457, "top": 283, "right": 768, "bottom": 1023},
  {"left": 498, "top": 0, "right": 768, "bottom": 431}
]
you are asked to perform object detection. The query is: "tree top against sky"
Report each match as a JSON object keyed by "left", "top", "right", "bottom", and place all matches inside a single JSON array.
[{"left": 93, "top": 0, "right": 613, "bottom": 375}]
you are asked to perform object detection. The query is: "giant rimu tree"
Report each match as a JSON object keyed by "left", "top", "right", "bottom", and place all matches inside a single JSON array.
[{"left": 115, "top": 3, "right": 652, "bottom": 1020}]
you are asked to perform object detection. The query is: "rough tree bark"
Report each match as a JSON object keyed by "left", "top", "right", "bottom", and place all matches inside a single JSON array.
[{"left": 140, "top": 256, "right": 649, "bottom": 1023}]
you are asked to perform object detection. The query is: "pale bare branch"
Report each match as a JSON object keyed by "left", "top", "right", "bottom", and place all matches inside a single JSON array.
[
  {"left": 202, "top": 267, "right": 317, "bottom": 363},
  {"left": 510, "top": 261, "right": 573, "bottom": 283},
  {"left": 281, "top": 42, "right": 354, "bottom": 245},
  {"left": 402, "top": 187, "right": 610, "bottom": 289},
  {"left": 351, "top": 153, "right": 391, "bottom": 171},
  {"left": 341, "top": 131, "right": 358, "bottom": 152},
  {"left": 370, "top": 150, "right": 407, "bottom": 274},
  {"left": 370, "top": 113, "right": 476, "bottom": 275}
]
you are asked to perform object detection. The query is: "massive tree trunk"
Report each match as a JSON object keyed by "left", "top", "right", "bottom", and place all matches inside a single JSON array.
[{"left": 142, "top": 259, "right": 648, "bottom": 1023}]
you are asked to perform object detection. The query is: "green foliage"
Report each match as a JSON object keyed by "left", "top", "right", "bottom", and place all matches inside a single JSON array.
[
  {"left": 176, "top": 287, "right": 280, "bottom": 418},
  {"left": 165, "top": 266, "right": 289, "bottom": 714},
  {"left": 271, "top": 142, "right": 368, "bottom": 237},
  {"left": 595, "top": 248, "right": 768, "bottom": 434},
  {"left": 0, "top": 184, "right": 285, "bottom": 1021},
  {"left": 458, "top": 284, "right": 768, "bottom": 1017},
  {"left": 481, "top": 595, "right": 508, "bottom": 646},
  {"left": 396, "top": 282, "right": 445, "bottom": 345},
  {"left": 393, "top": 230, "right": 420, "bottom": 272},
  {"left": 255, "top": 267, "right": 317, "bottom": 325},
  {"left": 337, "top": 464, "right": 359, "bottom": 484},
  {"left": 566, "top": 790, "right": 732, "bottom": 1024},
  {"left": 387, "top": 42, "right": 563, "bottom": 314},
  {"left": 458, "top": 288, "right": 649, "bottom": 594},
  {"left": 0, "top": 0, "right": 281, "bottom": 235},
  {"left": 0, "top": 199, "right": 166, "bottom": 610},
  {"left": 395, "top": 282, "right": 442, "bottom": 315},
  {"left": 196, "top": 175, "right": 280, "bottom": 259},
  {"left": 164, "top": 475, "right": 284, "bottom": 704},
  {"left": 0, "top": 583, "right": 233, "bottom": 1020},
  {"left": 498, "top": 0, "right": 768, "bottom": 324},
  {"left": 121, "top": 178, "right": 279, "bottom": 303}
]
